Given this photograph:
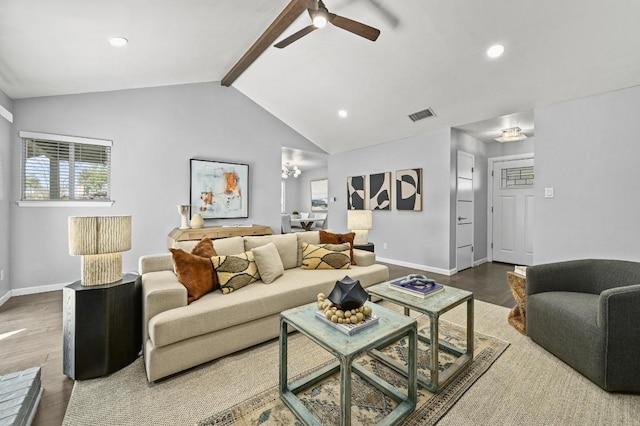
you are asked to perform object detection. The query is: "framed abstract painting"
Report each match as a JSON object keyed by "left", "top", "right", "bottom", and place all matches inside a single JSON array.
[
  {"left": 369, "top": 172, "right": 392, "bottom": 210},
  {"left": 347, "top": 175, "right": 366, "bottom": 210},
  {"left": 396, "top": 168, "right": 422, "bottom": 211},
  {"left": 190, "top": 159, "right": 249, "bottom": 219}
]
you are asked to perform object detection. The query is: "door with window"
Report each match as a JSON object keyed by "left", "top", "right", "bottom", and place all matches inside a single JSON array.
[{"left": 491, "top": 158, "right": 534, "bottom": 265}]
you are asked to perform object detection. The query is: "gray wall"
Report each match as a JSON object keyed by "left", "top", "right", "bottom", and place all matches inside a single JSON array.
[
  {"left": 0, "top": 90, "right": 11, "bottom": 299},
  {"left": 534, "top": 85, "right": 640, "bottom": 264},
  {"left": 10, "top": 82, "right": 320, "bottom": 290},
  {"left": 450, "top": 129, "right": 488, "bottom": 268},
  {"left": 328, "top": 128, "right": 453, "bottom": 274}
]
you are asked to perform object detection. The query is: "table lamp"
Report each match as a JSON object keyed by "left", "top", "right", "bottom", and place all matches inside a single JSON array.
[
  {"left": 68, "top": 216, "right": 132, "bottom": 286},
  {"left": 347, "top": 210, "right": 372, "bottom": 245}
]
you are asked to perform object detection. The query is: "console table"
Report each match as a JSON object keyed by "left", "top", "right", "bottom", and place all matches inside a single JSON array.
[
  {"left": 168, "top": 224, "right": 272, "bottom": 246},
  {"left": 63, "top": 274, "right": 142, "bottom": 380}
]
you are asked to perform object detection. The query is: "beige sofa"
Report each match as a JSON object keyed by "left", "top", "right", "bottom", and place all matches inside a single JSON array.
[{"left": 139, "top": 231, "right": 389, "bottom": 382}]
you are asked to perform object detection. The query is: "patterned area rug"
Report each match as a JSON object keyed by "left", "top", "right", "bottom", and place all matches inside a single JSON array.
[{"left": 199, "top": 319, "right": 509, "bottom": 426}]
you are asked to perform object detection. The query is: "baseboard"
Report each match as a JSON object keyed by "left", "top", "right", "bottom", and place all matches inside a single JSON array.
[
  {"left": 474, "top": 258, "right": 488, "bottom": 267},
  {"left": 0, "top": 290, "right": 11, "bottom": 308},
  {"left": 10, "top": 282, "right": 68, "bottom": 297},
  {"left": 376, "top": 257, "right": 457, "bottom": 276}
]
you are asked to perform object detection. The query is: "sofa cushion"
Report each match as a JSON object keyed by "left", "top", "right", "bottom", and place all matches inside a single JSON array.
[
  {"left": 191, "top": 238, "right": 217, "bottom": 258},
  {"left": 319, "top": 230, "right": 356, "bottom": 265},
  {"left": 252, "top": 242, "right": 284, "bottom": 284},
  {"left": 212, "top": 251, "right": 261, "bottom": 294},
  {"left": 169, "top": 248, "right": 218, "bottom": 304},
  {"left": 172, "top": 236, "right": 244, "bottom": 255},
  {"left": 243, "top": 234, "right": 298, "bottom": 270},
  {"left": 301, "top": 243, "right": 351, "bottom": 270},
  {"left": 148, "top": 263, "right": 390, "bottom": 348}
]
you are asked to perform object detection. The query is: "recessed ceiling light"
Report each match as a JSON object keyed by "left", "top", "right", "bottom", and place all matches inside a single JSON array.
[
  {"left": 487, "top": 44, "right": 505, "bottom": 58},
  {"left": 338, "top": 110, "right": 348, "bottom": 118},
  {"left": 109, "top": 37, "right": 128, "bottom": 47}
]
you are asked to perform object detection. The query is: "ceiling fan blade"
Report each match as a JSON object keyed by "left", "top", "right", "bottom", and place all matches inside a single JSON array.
[
  {"left": 221, "top": 0, "right": 308, "bottom": 87},
  {"left": 329, "top": 13, "right": 380, "bottom": 41},
  {"left": 274, "top": 25, "right": 318, "bottom": 48}
]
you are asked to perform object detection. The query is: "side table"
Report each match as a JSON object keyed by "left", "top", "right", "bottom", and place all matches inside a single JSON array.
[
  {"left": 63, "top": 273, "right": 142, "bottom": 380},
  {"left": 506, "top": 271, "right": 527, "bottom": 334},
  {"left": 354, "top": 242, "right": 374, "bottom": 252}
]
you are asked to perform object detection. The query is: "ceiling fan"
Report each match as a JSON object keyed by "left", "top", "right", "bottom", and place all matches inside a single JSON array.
[
  {"left": 221, "top": 0, "right": 380, "bottom": 87},
  {"left": 274, "top": 0, "right": 380, "bottom": 49}
]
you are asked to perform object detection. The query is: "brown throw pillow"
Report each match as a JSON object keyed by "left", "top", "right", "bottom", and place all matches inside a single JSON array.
[
  {"left": 170, "top": 248, "right": 218, "bottom": 304},
  {"left": 191, "top": 237, "right": 217, "bottom": 258},
  {"left": 319, "top": 230, "right": 356, "bottom": 265}
]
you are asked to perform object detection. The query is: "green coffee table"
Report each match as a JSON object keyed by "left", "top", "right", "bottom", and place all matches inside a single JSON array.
[
  {"left": 279, "top": 301, "right": 417, "bottom": 426},
  {"left": 367, "top": 281, "right": 474, "bottom": 393}
]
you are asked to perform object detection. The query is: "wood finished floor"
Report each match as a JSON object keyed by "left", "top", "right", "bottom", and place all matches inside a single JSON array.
[{"left": 0, "top": 261, "right": 515, "bottom": 425}]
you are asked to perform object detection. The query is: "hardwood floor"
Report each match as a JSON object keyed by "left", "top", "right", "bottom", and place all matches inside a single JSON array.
[{"left": 0, "top": 261, "right": 516, "bottom": 425}]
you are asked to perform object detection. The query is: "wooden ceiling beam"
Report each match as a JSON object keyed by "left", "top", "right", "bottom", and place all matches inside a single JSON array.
[{"left": 221, "top": 0, "right": 309, "bottom": 87}]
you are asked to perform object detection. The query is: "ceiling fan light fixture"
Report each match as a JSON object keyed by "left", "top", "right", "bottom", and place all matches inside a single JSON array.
[
  {"left": 494, "top": 127, "right": 527, "bottom": 143},
  {"left": 312, "top": 12, "right": 329, "bottom": 28}
]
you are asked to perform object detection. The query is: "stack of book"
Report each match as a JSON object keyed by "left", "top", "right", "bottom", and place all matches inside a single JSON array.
[{"left": 389, "top": 275, "right": 444, "bottom": 298}]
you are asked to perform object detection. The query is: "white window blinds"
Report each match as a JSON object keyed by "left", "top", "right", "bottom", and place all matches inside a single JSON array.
[{"left": 20, "top": 132, "right": 112, "bottom": 202}]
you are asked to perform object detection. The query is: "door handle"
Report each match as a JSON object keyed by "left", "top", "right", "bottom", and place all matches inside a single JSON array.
[{"left": 458, "top": 216, "right": 467, "bottom": 221}]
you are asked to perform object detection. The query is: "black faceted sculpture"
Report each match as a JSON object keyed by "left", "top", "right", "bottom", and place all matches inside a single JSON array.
[{"left": 327, "top": 276, "right": 368, "bottom": 311}]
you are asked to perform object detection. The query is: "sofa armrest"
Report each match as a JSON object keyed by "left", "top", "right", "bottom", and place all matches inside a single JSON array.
[
  {"left": 139, "top": 253, "right": 173, "bottom": 274},
  {"left": 142, "top": 272, "right": 187, "bottom": 343},
  {"left": 597, "top": 283, "right": 640, "bottom": 329},
  {"left": 353, "top": 249, "right": 376, "bottom": 267}
]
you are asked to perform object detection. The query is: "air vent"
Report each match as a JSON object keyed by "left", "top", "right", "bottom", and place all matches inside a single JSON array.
[{"left": 408, "top": 107, "right": 436, "bottom": 122}]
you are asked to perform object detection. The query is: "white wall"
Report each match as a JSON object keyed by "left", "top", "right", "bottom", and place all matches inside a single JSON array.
[
  {"left": 486, "top": 137, "right": 535, "bottom": 159},
  {"left": 0, "top": 90, "right": 11, "bottom": 300},
  {"left": 328, "top": 128, "right": 453, "bottom": 274},
  {"left": 9, "top": 82, "right": 320, "bottom": 291},
  {"left": 534, "top": 85, "right": 640, "bottom": 264}
]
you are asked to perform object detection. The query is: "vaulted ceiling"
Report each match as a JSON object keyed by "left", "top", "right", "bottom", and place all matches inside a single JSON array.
[{"left": 1, "top": 0, "right": 639, "bottom": 153}]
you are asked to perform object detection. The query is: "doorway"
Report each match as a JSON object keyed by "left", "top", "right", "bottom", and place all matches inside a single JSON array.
[
  {"left": 456, "top": 151, "right": 474, "bottom": 272},
  {"left": 488, "top": 154, "right": 534, "bottom": 265}
]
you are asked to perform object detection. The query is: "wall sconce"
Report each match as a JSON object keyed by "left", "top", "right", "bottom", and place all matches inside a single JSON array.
[{"left": 68, "top": 216, "right": 132, "bottom": 286}]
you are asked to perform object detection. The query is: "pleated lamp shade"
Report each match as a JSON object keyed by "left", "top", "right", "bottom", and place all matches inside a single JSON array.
[{"left": 68, "top": 216, "right": 132, "bottom": 286}]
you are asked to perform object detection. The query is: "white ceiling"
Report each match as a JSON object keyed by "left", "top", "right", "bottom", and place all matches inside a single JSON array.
[{"left": 2, "top": 1, "right": 640, "bottom": 154}]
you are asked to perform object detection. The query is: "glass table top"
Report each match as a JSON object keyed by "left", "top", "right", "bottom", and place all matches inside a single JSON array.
[{"left": 367, "top": 280, "right": 473, "bottom": 315}]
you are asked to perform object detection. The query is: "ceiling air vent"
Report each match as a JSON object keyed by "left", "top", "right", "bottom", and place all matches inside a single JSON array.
[{"left": 408, "top": 107, "right": 436, "bottom": 122}]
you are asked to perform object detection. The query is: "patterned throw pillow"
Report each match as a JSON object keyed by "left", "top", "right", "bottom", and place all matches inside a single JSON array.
[
  {"left": 301, "top": 243, "right": 352, "bottom": 270},
  {"left": 319, "top": 230, "right": 356, "bottom": 265},
  {"left": 211, "top": 251, "right": 261, "bottom": 294}
]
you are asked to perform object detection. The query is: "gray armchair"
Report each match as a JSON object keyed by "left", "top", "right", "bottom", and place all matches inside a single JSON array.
[{"left": 527, "top": 259, "right": 640, "bottom": 392}]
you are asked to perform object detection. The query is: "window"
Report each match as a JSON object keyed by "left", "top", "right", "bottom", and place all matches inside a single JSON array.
[
  {"left": 500, "top": 166, "right": 534, "bottom": 189},
  {"left": 19, "top": 131, "right": 113, "bottom": 206}
]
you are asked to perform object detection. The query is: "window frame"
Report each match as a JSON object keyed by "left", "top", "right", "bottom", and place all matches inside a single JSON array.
[{"left": 18, "top": 131, "right": 114, "bottom": 207}]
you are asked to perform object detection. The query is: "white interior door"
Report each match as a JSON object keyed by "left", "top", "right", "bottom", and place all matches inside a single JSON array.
[
  {"left": 457, "top": 151, "right": 474, "bottom": 272},
  {"left": 491, "top": 158, "right": 534, "bottom": 265}
]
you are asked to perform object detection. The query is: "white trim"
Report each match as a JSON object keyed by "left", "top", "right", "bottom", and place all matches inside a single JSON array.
[
  {"left": 19, "top": 131, "right": 112, "bottom": 147},
  {"left": 0, "top": 104, "right": 12, "bottom": 123},
  {"left": 473, "top": 257, "right": 488, "bottom": 267},
  {"left": 17, "top": 200, "right": 114, "bottom": 207},
  {"left": 10, "top": 282, "right": 68, "bottom": 296},
  {"left": 487, "top": 153, "right": 535, "bottom": 262},
  {"left": 0, "top": 290, "right": 11, "bottom": 308},
  {"left": 376, "top": 256, "right": 457, "bottom": 276}
]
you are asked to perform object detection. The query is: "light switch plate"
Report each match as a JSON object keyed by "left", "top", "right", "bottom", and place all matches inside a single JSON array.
[{"left": 545, "top": 187, "right": 554, "bottom": 198}]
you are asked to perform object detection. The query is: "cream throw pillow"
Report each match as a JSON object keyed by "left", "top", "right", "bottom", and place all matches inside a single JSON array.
[
  {"left": 301, "top": 243, "right": 351, "bottom": 270},
  {"left": 252, "top": 243, "right": 285, "bottom": 284},
  {"left": 211, "top": 251, "right": 260, "bottom": 294}
]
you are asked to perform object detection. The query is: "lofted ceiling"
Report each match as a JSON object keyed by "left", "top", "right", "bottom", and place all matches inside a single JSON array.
[{"left": 1, "top": 1, "right": 640, "bottom": 154}]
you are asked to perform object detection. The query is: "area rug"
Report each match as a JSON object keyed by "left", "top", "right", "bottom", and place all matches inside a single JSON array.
[{"left": 198, "top": 320, "right": 509, "bottom": 426}]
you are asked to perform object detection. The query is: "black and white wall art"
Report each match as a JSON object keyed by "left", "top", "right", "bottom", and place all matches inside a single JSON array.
[
  {"left": 369, "top": 172, "right": 391, "bottom": 210},
  {"left": 396, "top": 168, "right": 422, "bottom": 211},
  {"left": 347, "top": 175, "right": 366, "bottom": 210}
]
